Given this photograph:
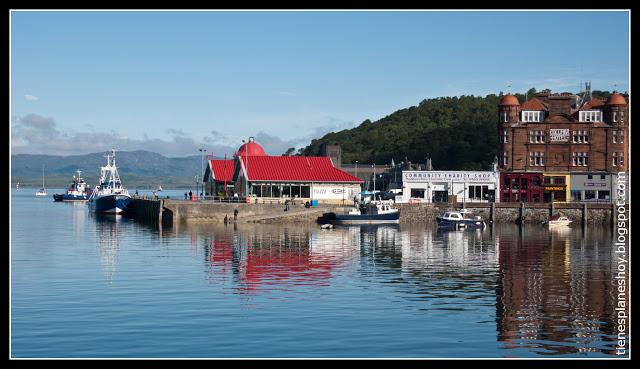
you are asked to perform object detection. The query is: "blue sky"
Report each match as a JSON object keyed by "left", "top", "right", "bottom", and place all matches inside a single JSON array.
[{"left": 11, "top": 10, "right": 630, "bottom": 157}]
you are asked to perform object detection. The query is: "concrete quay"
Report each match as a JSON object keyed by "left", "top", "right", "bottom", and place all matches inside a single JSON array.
[{"left": 131, "top": 198, "right": 622, "bottom": 229}]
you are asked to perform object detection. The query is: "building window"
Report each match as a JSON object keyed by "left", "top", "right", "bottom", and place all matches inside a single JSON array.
[
  {"left": 572, "top": 152, "right": 589, "bottom": 166},
  {"left": 529, "top": 130, "right": 545, "bottom": 143},
  {"left": 613, "top": 152, "right": 624, "bottom": 167},
  {"left": 572, "top": 130, "right": 589, "bottom": 143},
  {"left": 613, "top": 130, "right": 624, "bottom": 143},
  {"left": 521, "top": 110, "right": 543, "bottom": 123},
  {"left": 613, "top": 111, "right": 618, "bottom": 122},
  {"left": 502, "top": 111, "right": 508, "bottom": 123},
  {"left": 579, "top": 110, "right": 602, "bottom": 122},
  {"left": 503, "top": 152, "right": 508, "bottom": 166},
  {"left": 503, "top": 129, "right": 508, "bottom": 143},
  {"left": 410, "top": 188, "right": 425, "bottom": 199},
  {"left": 584, "top": 190, "right": 596, "bottom": 200},
  {"left": 600, "top": 175, "right": 606, "bottom": 180},
  {"left": 571, "top": 190, "right": 582, "bottom": 201},
  {"left": 598, "top": 191, "right": 610, "bottom": 201},
  {"left": 587, "top": 174, "right": 593, "bottom": 180},
  {"left": 529, "top": 152, "right": 544, "bottom": 166}
]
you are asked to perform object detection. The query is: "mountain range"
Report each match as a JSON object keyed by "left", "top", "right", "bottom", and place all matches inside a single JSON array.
[{"left": 11, "top": 150, "right": 215, "bottom": 188}]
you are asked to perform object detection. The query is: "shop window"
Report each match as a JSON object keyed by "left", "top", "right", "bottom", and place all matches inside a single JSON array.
[
  {"left": 584, "top": 190, "right": 596, "bottom": 200},
  {"left": 410, "top": 188, "right": 425, "bottom": 198},
  {"left": 600, "top": 175, "right": 606, "bottom": 180},
  {"left": 571, "top": 190, "right": 582, "bottom": 201},
  {"left": 301, "top": 186, "right": 310, "bottom": 198},
  {"left": 598, "top": 191, "right": 610, "bottom": 200},
  {"left": 532, "top": 177, "right": 541, "bottom": 187}
]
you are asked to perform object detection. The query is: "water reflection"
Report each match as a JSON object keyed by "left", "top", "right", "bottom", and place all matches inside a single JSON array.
[
  {"left": 202, "top": 225, "right": 361, "bottom": 294},
  {"left": 496, "top": 225, "right": 617, "bottom": 356},
  {"left": 157, "top": 222, "right": 619, "bottom": 356},
  {"left": 92, "top": 214, "right": 129, "bottom": 281}
]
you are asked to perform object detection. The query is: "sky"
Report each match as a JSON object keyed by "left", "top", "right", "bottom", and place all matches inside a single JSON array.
[{"left": 10, "top": 10, "right": 630, "bottom": 157}]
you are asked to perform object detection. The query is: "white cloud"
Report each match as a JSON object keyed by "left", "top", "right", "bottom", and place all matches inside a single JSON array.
[
  {"left": 24, "top": 94, "right": 40, "bottom": 101},
  {"left": 11, "top": 113, "right": 237, "bottom": 157}
]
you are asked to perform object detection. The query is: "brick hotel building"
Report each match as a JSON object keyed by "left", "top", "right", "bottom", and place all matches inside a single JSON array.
[{"left": 498, "top": 90, "right": 628, "bottom": 202}]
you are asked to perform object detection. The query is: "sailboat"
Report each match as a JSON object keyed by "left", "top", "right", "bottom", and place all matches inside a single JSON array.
[{"left": 35, "top": 165, "right": 47, "bottom": 196}]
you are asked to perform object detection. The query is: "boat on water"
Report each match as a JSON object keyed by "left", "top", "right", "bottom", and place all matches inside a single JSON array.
[
  {"left": 88, "top": 149, "right": 132, "bottom": 214},
  {"left": 35, "top": 165, "right": 47, "bottom": 196},
  {"left": 319, "top": 200, "right": 400, "bottom": 225},
  {"left": 546, "top": 214, "right": 572, "bottom": 227},
  {"left": 436, "top": 210, "right": 486, "bottom": 229},
  {"left": 53, "top": 170, "right": 93, "bottom": 202}
]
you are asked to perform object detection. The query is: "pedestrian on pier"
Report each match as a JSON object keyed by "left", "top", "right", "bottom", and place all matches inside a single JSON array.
[
  {"left": 234, "top": 208, "right": 238, "bottom": 222},
  {"left": 184, "top": 192, "right": 188, "bottom": 200},
  {"left": 189, "top": 190, "right": 193, "bottom": 200},
  {"left": 224, "top": 214, "right": 228, "bottom": 224}
]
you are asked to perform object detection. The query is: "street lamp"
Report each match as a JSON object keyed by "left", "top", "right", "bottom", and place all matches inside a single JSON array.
[
  {"left": 199, "top": 148, "right": 206, "bottom": 198},
  {"left": 241, "top": 138, "right": 251, "bottom": 198}
]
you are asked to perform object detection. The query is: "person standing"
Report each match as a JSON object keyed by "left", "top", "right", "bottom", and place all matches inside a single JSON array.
[
  {"left": 234, "top": 208, "right": 238, "bottom": 222},
  {"left": 189, "top": 190, "right": 193, "bottom": 200},
  {"left": 184, "top": 192, "right": 188, "bottom": 200}
]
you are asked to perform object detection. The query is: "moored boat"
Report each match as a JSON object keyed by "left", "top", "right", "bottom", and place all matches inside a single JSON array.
[
  {"left": 545, "top": 215, "right": 572, "bottom": 227},
  {"left": 320, "top": 200, "right": 400, "bottom": 225},
  {"left": 436, "top": 210, "right": 486, "bottom": 229},
  {"left": 88, "top": 149, "right": 132, "bottom": 214},
  {"left": 53, "top": 170, "right": 93, "bottom": 202},
  {"left": 35, "top": 165, "right": 48, "bottom": 196}
]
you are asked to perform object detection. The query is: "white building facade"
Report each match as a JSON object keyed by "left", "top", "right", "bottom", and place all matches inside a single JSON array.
[{"left": 401, "top": 171, "right": 499, "bottom": 203}]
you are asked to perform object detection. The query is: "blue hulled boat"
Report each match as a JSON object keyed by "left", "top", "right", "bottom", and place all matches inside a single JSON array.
[
  {"left": 53, "top": 170, "right": 93, "bottom": 202},
  {"left": 320, "top": 200, "right": 400, "bottom": 225},
  {"left": 88, "top": 149, "right": 132, "bottom": 214}
]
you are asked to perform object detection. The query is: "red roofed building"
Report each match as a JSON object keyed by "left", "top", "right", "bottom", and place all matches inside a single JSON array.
[
  {"left": 203, "top": 159, "right": 235, "bottom": 197},
  {"left": 230, "top": 137, "right": 363, "bottom": 204}
]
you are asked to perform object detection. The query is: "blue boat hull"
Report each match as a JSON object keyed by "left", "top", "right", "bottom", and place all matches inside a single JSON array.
[
  {"left": 89, "top": 194, "right": 132, "bottom": 214},
  {"left": 53, "top": 193, "right": 91, "bottom": 202}
]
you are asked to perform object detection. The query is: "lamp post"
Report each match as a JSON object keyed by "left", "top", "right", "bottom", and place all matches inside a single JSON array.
[
  {"left": 199, "top": 148, "right": 206, "bottom": 198},
  {"left": 241, "top": 138, "right": 251, "bottom": 198}
]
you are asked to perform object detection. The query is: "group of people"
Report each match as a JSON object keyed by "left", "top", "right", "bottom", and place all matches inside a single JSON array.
[{"left": 223, "top": 208, "right": 239, "bottom": 224}]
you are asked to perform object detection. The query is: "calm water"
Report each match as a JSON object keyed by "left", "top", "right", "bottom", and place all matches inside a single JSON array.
[{"left": 11, "top": 188, "right": 624, "bottom": 358}]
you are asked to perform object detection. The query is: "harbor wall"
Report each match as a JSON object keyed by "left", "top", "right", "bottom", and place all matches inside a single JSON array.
[{"left": 132, "top": 199, "right": 620, "bottom": 227}]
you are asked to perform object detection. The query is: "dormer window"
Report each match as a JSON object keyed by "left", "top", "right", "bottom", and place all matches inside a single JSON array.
[
  {"left": 501, "top": 111, "right": 508, "bottom": 123},
  {"left": 613, "top": 111, "right": 618, "bottom": 122},
  {"left": 521, "top": 111, "right": 543, "bottom": 123},
  {"left": 579, "top": 110, "right": 602, "bottom": 122}
]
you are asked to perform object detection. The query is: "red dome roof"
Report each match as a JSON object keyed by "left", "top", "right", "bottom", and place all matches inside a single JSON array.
[
  {"left": 606, "top": 93, "right": 627, "bottom": 105},
  {"left": 499, "top": 94, "right": 520, "bottom": 106},
  {"left": 236, "top": 141, "right": 267, "bottom": 156}
]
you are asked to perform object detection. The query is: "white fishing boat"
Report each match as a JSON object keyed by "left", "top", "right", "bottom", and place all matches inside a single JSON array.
[{"left": 88, "top": 149, "right": 132, "bottom": 214}]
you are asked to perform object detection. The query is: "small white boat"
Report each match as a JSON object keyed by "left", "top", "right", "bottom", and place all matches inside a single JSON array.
[
  {"left": 320, "top": 223, "right": 334, "bottom": 229},
  {"left": 547, "top": 215, "right": 572, "bottom": 227},
  {"left": 436, "top": 210, "right": 486, "bottom": 229},
  {"left": 35, "top": 165, "right": 47, "bottom": 196}
]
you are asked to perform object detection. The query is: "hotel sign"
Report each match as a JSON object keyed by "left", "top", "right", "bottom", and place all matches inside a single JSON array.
[
  {"left": 549, "top": 129, "right": 570, "bottom": 142},
  {"left": 403, "top": 171, "right": 497, "bottom": 183}
]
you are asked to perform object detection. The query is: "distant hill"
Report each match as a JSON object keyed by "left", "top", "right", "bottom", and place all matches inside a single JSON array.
[{"left": 11, "top": 150, "right": 217, "bottom": 188}]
